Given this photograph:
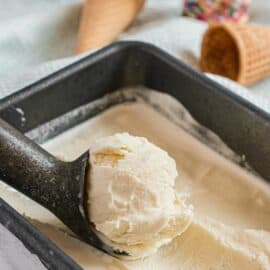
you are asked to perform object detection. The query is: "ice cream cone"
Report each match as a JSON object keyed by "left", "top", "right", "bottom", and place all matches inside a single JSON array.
[
  {"left": 76, "top": 0, "right": 145, "bottom": 54},
  {"left": 200, "top": 23, "right": 270, "bottom": 86}
]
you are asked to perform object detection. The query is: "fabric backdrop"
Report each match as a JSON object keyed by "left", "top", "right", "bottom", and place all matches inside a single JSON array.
[{"left": 1, "top": 0, "right": 270, "bottom": 112}]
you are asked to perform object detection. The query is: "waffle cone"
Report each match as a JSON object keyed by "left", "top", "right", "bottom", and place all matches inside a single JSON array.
[
  {"left": 200, "top": 23, "right": 270, "bottom": 86},
  {"left": 76, "top": 0, "right": 145, "bottom": 53}
]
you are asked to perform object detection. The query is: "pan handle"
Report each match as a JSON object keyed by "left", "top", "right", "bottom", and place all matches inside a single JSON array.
[{"left": 0, "top": 118, "right": 62, "bottom": 209}]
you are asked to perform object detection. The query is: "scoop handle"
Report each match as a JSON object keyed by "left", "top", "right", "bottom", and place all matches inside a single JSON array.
[
  {"left": 0, "top": 118, "right": 62, "bottom": 209},
  {"left": 0, "top": 119, "right": 131, "bottom": 257},
  {"left": 0, "top": 118, "right": 116, "bottom": 252}
]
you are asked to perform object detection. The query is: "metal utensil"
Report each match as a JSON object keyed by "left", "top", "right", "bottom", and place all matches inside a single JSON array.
[{"left": 0, "top": 118, "right": 128, "bottom": 257}]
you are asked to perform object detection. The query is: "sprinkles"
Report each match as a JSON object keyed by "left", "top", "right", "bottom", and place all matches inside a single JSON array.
[{"left": 183, "top": 0, "right": 250, "bottom": 23}]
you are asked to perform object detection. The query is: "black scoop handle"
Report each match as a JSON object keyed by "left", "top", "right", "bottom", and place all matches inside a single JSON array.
[
  {"left": 0, "top": 118, "right": 130, "bottom": 257},
  {"left": 0, "top": 117, "right": 93, "bottom": 237},
  {"left": 0, "top": 118, "right": 66, "bottom": 211}
]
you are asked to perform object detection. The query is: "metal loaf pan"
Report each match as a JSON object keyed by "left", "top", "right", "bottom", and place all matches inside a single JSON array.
[{"left": 0, "top": 41, "right": 269, "bottom": 269}]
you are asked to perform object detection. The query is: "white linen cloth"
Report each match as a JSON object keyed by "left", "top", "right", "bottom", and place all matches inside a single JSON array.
[{"left": 1, "top": 0, "right": 270, "bottom": 112}]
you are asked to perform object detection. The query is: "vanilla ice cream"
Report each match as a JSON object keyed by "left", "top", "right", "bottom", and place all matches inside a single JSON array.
[
  {"left": 88, "top": 133, "right": 193, "bottom": 258},
  {"left": 0, "top": 87, "right": 269, "bottom": 270}
]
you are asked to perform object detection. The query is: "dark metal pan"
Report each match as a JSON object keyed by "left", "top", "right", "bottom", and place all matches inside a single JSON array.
[{"left": 0, "top": 41, "right": 269, "bottom": 269}]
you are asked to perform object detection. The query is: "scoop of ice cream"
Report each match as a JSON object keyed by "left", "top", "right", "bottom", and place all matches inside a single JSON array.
[{"left": 87, "top": 133, "right": 193, "bottom": 258}]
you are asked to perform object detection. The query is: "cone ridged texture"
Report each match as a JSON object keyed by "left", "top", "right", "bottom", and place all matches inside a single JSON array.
[
  {"left": 76, "top": 0, "right": 145, "bottom": 53},
  {"left": 200, "top": 23, "right": 270, "bottom": 86}
]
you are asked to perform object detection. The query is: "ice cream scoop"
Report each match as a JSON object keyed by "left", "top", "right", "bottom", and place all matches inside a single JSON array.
[
  {"left": 0, "top": 119, "right": 193, "bottom": 259},
  {"left": 88, "top": 133, "right": 193, "bottom": 258},
  {"left": 0, "top": 118, "right": 128, "bottom": 257}
]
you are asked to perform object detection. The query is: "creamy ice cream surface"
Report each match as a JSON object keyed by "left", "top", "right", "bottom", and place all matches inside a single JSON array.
[
  {"left": 0, "top": 88, "right": 269, "bottom": 270},
  {"left": 88, "top": 133, "right": 193, "bottom": 258}
]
